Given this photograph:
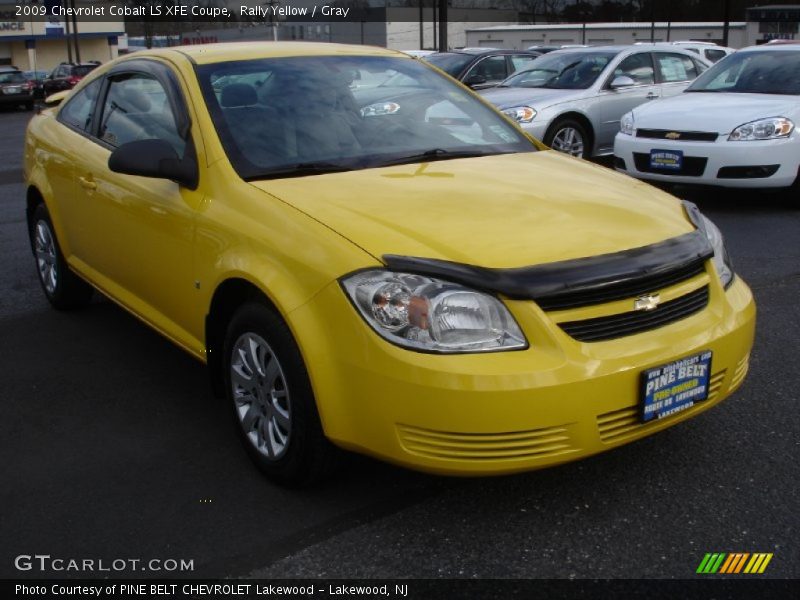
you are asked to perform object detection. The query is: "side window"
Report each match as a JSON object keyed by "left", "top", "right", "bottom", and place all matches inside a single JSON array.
[
  {"left": 614, "top": 53, "right": 655, "bottom": 85},
  {"left": 655, "top": 53, "right": 698, "bottom": 83},
  {"left": 58, "top": 78, "right": 102, "bottom": 132},
  {"left": 509, "top": 54, "right": 536, "bottom": 73},
  {"left": 466, "top": 56, "right": 507, "bottom": 83},
  {"left": 705, "top": 49, "right": 727, "bottom": 63},
  {"left": 694, "top": 58, "right": 709, "bottom": 74},
  {"left": 98, "top": 73, "right": 185, "bottom": 156}
]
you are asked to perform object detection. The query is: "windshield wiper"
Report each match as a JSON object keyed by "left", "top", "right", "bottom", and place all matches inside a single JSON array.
[
  {"left": 245, "top": 161, "right": 358, "bottom": 181},
  {"left": 376, "top": 148, "right": 497, "bottom": 167}
]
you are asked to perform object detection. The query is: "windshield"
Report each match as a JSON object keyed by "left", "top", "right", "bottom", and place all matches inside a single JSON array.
[
  {"left": 197, "top": 55, "right": 535, "bottom": 180},
  {"left": 0, "top": 72, "right": 26, "bottom": 84},
  {"left": 73, "top": 65, "right": 97, "bottom": 77},
  {"left": 687, "top": 50, "right": 800, "bottom": 95},
  {"left": 423, "top": 52, "right": 475, "bottom": 77},
  {"left": 500, "top": 51, "right": 617, "bottom": 89}
]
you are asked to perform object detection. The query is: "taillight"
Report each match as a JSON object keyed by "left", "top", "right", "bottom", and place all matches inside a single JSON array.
[
  {"left": 23, "top": 81, "right": 33, "bottom": 90},
  {"left": 66, "top": 76, "right": 81, "bottom": 86}
]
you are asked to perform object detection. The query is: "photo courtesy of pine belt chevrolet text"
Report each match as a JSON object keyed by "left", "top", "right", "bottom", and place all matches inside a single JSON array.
[{"left": 24, "top": 42, "right": 756, "bottom": 485}]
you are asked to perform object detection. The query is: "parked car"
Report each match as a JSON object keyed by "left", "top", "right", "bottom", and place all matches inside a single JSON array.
[
  {"left": 615, "top": 44, "right": 800, "bottom": 189},
  {"left": 43, "top": 62, "right": 99, "bottom": 97},
  {"left": 24, "top": 43, "right": 754, "bottom": 484},
  {"left": 666, "top": 41, "right": 735, "bottom": 63},
  {"left": 0, "top": 69, "right": 35, "bottom": 110},
  {"left": 424, "top": 48, "right": 542, "bottom": 89},
  {"left": 480, "top": 46, "right": 710, "bottom": 158},
  {"left": 23, "top": 70, "right": 49, "bottom": 99}
]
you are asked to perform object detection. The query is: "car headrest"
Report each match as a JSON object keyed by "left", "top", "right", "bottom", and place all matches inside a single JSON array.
[
  {"left": 121, "top": 87, "right": 151, "bottom": 113},
  {"left": 221, "top": 83, "right": 257, "bottom": 108}
]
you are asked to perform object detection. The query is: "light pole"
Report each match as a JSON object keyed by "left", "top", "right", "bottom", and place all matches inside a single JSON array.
[{"left": 262, "top": 0, "right": 281, "bottom": 42}]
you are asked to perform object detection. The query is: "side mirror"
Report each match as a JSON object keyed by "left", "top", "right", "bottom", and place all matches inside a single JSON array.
[
  {"left": 108, "top": 139, "right": 198, "bottom": 189},
  {"left": 465, "top": 74, "right": 488, "bottom": 87},
  {"left": 610, "top": 75, "right": 636, "bottom": 89}
]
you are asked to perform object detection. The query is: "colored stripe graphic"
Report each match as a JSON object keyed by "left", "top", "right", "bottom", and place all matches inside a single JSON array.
[{"left": 698, "top": 552, "right": 773, "bottom": 574}]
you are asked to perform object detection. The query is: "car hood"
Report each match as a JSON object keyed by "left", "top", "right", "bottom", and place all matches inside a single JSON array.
[
  {"left": 632, "top": 92, "right": 800, "bottom": 133},
  {"left": 250, "top": 151, "right": 693, "bottom": 270},
  {"left": 479, "top": 86, "right": 585, "bottom": 109}
]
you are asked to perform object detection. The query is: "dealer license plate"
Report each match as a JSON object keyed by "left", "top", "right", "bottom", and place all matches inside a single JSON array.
[
  {"left": 650, "top": 149, "right": 683, "bottom": 171},
  {"left": 641, "top": 351, "right": 712, "bottom": 423}
]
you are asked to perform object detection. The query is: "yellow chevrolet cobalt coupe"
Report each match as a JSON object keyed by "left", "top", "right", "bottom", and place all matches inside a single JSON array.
[{"left": 25, "top": 43, "right": 755, "bottom": 484}]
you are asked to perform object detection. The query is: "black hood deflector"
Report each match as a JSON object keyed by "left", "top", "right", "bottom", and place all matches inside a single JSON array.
[{"left": 383, "top": 230, "right": 713, "bottom": 310}]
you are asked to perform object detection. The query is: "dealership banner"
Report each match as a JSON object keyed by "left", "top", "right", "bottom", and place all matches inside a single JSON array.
[
  {"left": 1, "top": 1, "right": 524, "bottom": 24},
  {"left": 4, "top": 578, "right": 798, "bottom": 599}
]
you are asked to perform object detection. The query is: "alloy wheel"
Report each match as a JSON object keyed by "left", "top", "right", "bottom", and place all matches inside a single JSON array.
[
  {"left": 551, "top": 127, "right": 585, "bottom": 157},
  {"left": 230, "top": 332, "right": 292, "bottom": 460},
  {"left": 34, "top": 220, "right": 58, "bottom": 295}
]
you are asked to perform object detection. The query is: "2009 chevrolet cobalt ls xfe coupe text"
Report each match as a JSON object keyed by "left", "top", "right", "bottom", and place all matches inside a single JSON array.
[{"left": 24, "top": 43, "right": 755, "bottom": 484}]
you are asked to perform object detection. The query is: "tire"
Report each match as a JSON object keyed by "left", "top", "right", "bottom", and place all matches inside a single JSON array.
[
  {"left": 30, "top": 203, "right": 93, "bottom": 310},
  {"left": 25, "top": 101, "right": 34, "bottom": 111},
  {"left": 222, "top": 302, "right": 339, "bottom": 486},
  {"left": 545, "top": 119, "right": 590, "bottom": 159}
]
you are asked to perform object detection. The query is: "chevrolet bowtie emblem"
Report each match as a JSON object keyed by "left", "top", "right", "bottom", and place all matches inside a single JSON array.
[
  {"left": 665, "top": 131, "right": 681, "bottom": 140},
  {"left": 634, "top": 294, "right": 661, "bottom": 311}
]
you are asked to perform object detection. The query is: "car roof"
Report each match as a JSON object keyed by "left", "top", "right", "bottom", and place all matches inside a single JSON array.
[
  {"left": 142, "top": 42, "right": 403, "bottom": 66},
  {"left": 738, "top": 43, "right": 800, "bottom": 52}
]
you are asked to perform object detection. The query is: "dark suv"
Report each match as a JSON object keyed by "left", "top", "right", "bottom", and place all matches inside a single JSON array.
[
  {"left": 43, "top": 62, "right": 100, "bottom": 97},
  {"left": 0, "top": 68, "right": 34, "bottom": 110},
  {"left": 424, "top": 49, "right": 541, "bottom": 90}
]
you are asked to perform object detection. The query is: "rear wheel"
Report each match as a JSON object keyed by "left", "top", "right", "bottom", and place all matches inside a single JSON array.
[
  {"left": 25, "top": 101, "right": 34, "bottom": 111},
  {"left": 545, "top": 119, "right": 590, "bottom": 158},
  {"left": 30, "top": 203, "right": 93, "bottom": 309},
  {"left": 222, "top": 302, "right": 339, "bottom": 486}
]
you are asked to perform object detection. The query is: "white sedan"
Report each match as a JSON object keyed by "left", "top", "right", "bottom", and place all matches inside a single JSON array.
[{"left": 614, "top": 44, "right": 800, "bottom": 189}]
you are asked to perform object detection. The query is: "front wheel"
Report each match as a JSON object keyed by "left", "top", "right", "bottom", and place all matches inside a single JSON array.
[
  {"left": 30, "top": 203, "right": 93, "bottom": 309},
  {"left": 222, "top": 303, "right": 339, "bottom": 485},
  {"left": 545, "top": 119, "right": 590, "bottom": 158}
]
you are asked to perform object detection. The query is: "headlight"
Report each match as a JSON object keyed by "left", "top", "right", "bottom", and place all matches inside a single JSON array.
[
  {"left": 360, "top": 101, "right": 400, "bottom": 117},
  {"left": 683, "top": 201, "right": 735, "bottom": 289},
  {"left": 620, "top": 112, "right": 635, "bottom": 135},
  {"left": 501, "top": 106, "right": 537, "bottom": 123},
  {"left": 728, "top": 117, "right": 794, "bottom": 141},
  {"left": 341, "top": 270, "right": 527, "bottom": 353}
]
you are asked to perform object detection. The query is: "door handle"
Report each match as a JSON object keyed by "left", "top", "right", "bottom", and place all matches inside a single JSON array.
[
  {"left": 79, "top": 176, "right": 97, "bottom": 191},
  {"left": 646, "top": 92, "right": 659, "bottom": 99}
]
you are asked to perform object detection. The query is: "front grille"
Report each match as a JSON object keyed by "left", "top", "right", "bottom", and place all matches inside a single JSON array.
[
  {"left": 397, "top": 423, "right": 577, "bottom": 461},
  {"left": 717, "top": 165, "right": 780, "bottom": 179},
  {"left": 597, "top": 369, "right": 727, "bottom": 443},
  {"left": 537, "top": 258, "right": 705, "bottom": 311},
  {"left": 636, "top": 129, "right": 718, "bottom": 142},
  {"left": 559, "top": 286, "right": 709, "bottom": 342},
  {"left": 730, "top": 354, "right": 750, "bottom": 390},
  {"left": 634, "top": 153, "right": 708, "bottom": 176}
]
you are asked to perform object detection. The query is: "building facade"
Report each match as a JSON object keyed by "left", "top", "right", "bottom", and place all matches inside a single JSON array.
[
  {"left": 466, "top": 21, "right": 750, "bottom": 51},
  {"left": 0, "top": 1, "right": 124, "bottom": 72}
]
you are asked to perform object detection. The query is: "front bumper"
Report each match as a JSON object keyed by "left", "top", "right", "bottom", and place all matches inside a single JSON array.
[
  {"left": 614, "top": 132, "right": 799, "bottom": 188},
  {"left": 291, "top": 272, "right": 755, "bottom": 476},
  {"left": 0, "top": 91, "right": 33, "bottom": 105}
]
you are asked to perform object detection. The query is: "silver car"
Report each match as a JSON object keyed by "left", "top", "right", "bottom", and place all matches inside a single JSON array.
[{"left": 480, "top": 46, "right": 711, "bottom": 158}]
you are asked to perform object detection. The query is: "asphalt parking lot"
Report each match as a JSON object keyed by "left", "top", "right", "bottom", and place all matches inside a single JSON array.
[{"left": 1, "top": 107, "right": 797, "bottom": 581}]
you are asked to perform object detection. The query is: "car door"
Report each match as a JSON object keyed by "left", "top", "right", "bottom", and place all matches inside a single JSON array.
[
  {"left": 50, "top": 77, "right": 104, "bottom": 261},
  {"left": 654, "top": 52, "right": 701, "bottom": 98},
  {"left": 597, "top": 52, "right": 660, "bottom": 152},
  {"left": 72, "top": 61, "right": 205, "bottom": 341}
]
